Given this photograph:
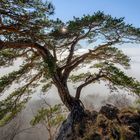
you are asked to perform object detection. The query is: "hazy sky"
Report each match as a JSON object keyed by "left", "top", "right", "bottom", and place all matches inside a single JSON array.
[{"left": 50, "top": 0, "right": 140, "bottom": 27}]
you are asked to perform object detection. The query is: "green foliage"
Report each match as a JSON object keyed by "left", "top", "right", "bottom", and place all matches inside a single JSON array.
[
  {"left": 50, "top": 11, "right": 140, "bottom": 43},
  {"left": 30, "top": 103, "right": 66, "bottom": 140},
  {"left": 70, "top": 72, "right": 91, "bottom": 83},
  {"left": 41, "top": 81, "right": 52, "bottom": 92},
  {"left": 0, "top": 88, "right": 29, "bottom": 126},
  {"left": 30, "top": 104, "right": 65, "bottom": 127},
  {"left": 0, "top": 63, "right": 33, "bottom": 93},
  {"left": 94, "top": 62, "right": 140, "bottom": 96},
  {"left": 44, "top": 57, "right": 57, "bottom": 75},
  {"left": 89, "top": 47, "right": 130, "bottom": 68},
  {"left": 0, "top": 49, "right": 18, "bottom": 66},
  {"left": 0, "top": 0, "right": 54, "bottom": 42}
]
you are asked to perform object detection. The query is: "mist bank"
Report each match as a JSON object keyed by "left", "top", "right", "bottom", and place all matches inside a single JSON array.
[{"left": 0, "top": 45, "right": 140, "bottom": 140}]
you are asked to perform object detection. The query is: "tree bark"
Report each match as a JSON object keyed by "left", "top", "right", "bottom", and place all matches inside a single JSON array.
[{"left": 53, "top": 74, "right": 76, "bottom": 111}]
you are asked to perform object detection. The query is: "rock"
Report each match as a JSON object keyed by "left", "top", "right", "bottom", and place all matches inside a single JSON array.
[
  {"left": 56, "top": 104, "right": 140, "bottom": 140},
  {"left": 88, "top": 133, "right": 102, "bottom": 140},
  {"left": 111, "top": 127, "right": 120, "bottom": 140},
  {"left": 85, "top": 110, "right": 98, "bottom": 122},
  {"left": 56, "top": 114, "right": 73, "bottom": 140},
  {"left": 56, "top": 101, "right": 86, "bottom": 140},
  {"left": 119, "top": 112, "right": 140, "bottom": 125},
  {"left": 100, "top": 104, "right": 119, "bottom": 120},
  {"left": 118, "top": 110, "right": 140, "bottom": 137}
]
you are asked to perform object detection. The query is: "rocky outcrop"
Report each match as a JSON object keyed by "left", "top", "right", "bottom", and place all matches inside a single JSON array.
[
  {"left": 100, "top": 104, "right": 119, "bottom": 120},
  {"left": 56, "top": 104, "right": 140, "bottom": 140}
]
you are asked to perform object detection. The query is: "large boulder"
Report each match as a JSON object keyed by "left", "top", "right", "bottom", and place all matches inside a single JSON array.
[{"left": 56, "top": 104, "right": 140, "bottom": 140}]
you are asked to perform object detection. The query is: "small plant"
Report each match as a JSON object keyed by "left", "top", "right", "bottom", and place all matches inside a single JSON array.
[{"left": 30, "top": 103, "right": 66, "bottom": 140}]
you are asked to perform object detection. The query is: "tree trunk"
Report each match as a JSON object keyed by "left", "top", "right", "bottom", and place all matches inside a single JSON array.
[
  {"left": 52, "top": 73, "right": 86, "bottom": 139},
  {"left": 55, "top": 82, "right": 86, "bottom": 140},
  {"left": 53, "top": 74, "right": 84, "bottom": 112},
  {"left": 55, "top": 97, "right": 86, "bottom": 140}
]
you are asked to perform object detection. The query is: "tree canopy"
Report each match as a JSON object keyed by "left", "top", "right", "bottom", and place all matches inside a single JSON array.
[{"left": 0, "top": 0, "right": 140, "bottom": 126}]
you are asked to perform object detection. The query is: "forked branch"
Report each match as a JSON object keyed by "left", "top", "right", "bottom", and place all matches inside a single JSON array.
[
  {"left": 75, "top": 71, "right": 104, "bottom": 99},
  {"left": 61, "top": 39, "right": 120, "bottom": 82}
]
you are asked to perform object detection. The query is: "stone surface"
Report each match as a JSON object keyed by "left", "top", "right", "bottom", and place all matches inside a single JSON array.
[
  {"left": 100, "top": 104, "right": 119, "bottom": 120},
  {"left": 56, "top": 104, "right": 140, "bottom": 140}
]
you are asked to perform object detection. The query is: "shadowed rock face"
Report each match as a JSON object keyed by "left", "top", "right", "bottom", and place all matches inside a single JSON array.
[
  {"left": 100, "top": 104, "right": 119, "bottom": 120},
  {"left": 56, "top": 104, "right": 140, "bottom": 140}
]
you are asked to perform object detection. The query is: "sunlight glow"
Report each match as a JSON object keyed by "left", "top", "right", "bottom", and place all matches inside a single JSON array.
[{"left": 60, "top": 26, "right": 68, "bottom": 34}]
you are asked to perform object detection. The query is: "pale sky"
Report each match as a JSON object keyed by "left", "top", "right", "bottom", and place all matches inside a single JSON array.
[{"left": 50, "top": 0, "right": 140, "bottom": 27}]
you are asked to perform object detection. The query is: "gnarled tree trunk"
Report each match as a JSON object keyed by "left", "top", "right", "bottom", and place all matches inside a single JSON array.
[
  {"left": 53, "top": 74, "right": 86, "bottom": 140},
  {"left": 50, "top": 71, "right": 86, "bottom": 139}
]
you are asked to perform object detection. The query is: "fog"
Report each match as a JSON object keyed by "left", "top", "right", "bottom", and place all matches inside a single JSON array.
[{"left": 0, "top": 45, "right": 140, "bottom": 140}]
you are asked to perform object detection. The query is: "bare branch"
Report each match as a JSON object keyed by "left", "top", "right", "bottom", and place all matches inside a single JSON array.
[
  {"left": 66, "top": 28, "right": 92, "bottom": 64},
  {"left": 75, "top": 71, "right": 104, "bottom": 99},
  {"left": 62, "top": 28, "right": 92, "bottom": 81},
  {"left": 66, "top": 39, "right": 78, "bottom": 64},
  {"left": 61, "top": 39, "right": 120, "bottom": 82}
]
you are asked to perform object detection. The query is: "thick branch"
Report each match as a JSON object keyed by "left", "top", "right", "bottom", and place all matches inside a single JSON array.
[
  {"left": 0, "top": 40, "right": 54, "bottom": 60},
  {"left": 0, "top": 40, "right": 35, "bottom": 50},
  {"left": 66, "top": 39, "right": 78, "bottom": 65},
  {"left": 61, "top": 40, "right": 119, "bottom": 82},
  {"left": 66, "top": 28, "right": 92, "bottom": 65},
  {"left": 0, "top": 24, "right": 21, "bottom": 33},
  {"left": 75, "top": 72, "right": 104, "bottom": 99},
  {"left": 52, "top": 46, "right": 57, "bottom": 60}
]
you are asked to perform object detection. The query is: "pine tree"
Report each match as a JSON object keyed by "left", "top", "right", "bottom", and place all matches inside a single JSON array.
[{"left": 0, "top": 0, "right": 140, "bottom": 125}]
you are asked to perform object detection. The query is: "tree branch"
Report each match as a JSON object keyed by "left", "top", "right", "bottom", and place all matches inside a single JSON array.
[
  {"left": 66, "top": 28, "right": 92, "bottom": 64},
  {"left": 13, "top": 49, "right": 34, "bottom": 58},
  {"left": 66, "top": 38, "right": 79, "bottom": 65},
  {"left": 61, "top": 40, "right": 119, "bottom": 82},
  {"left": 62, "top": 28, "right": 92, "bottom": 81},
  {"left": 14, "top": 71, "right": 43, "bottom": 107},
  {"left": 0, "top": 24, "right": 21, "bottom": 33},
  {"left": 0, "top": 40, "right": 55, "bottom": 61},
  {"left": 75, "top": 71, "right": 104, "bottom": 99},
  {"left": 0, "top": 40, "right": 35, "bottom": 50}
]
